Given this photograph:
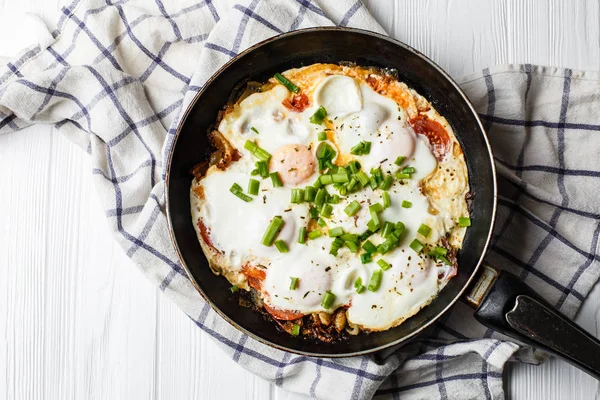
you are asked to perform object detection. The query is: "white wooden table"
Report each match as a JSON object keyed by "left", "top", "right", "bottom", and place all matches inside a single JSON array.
[{"left": 1, "top": 1, "right": 599, "bottom": 399}]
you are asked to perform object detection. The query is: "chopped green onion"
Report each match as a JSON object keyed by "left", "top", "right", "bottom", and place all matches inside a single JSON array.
[
  {"left": 230, "top": 183, "right": 253, "bottom": 202},
  {"left": 354, "top": 277, "right": 363, "bottom": 289},
  {"left": 338, "top": 185, "right": 348, "bottom": 196},
  {"left": 250, "top": 169, "right": 259, "bottom": 176},
  {"left": 274, "top": 239, "right": 289, "bottom": 253},
  {"left": 289, "top": 277, "right": 299, "bottom": 290},
  {"left": 381, "top": 221, "right": 395, "bottom": 238},
  {"left": 360, "top": 252, "right": 372, "bottom": 264},
  {"left": 369, "top": 203, "right": 383, "bottom": 213},
  {"left": 230, "top": 285, "right": 239, "bottom": 293},
  {"left": 291, "top": 188, "right": 304, "bottom": 204},
  {"left": 310, "top": 106, "right": 328, "bottom": 125},
  {"left": 257, "top": 161, "right": 269, "bottom": 178},
  {"left": 341, "top": 233, "right": 358, "bottom": 242},
  {"left": 379, "top": 175, "right": 394, "bottom": 191},
  {"left": 313, "top": 176, "right": 323, "bottom": 189},
  {"left": 394, "top": 156, "right": 406, "bottom": 166},
  {"left": 244, "top": 140, "right": 257, "bottom": 152},
  {"left": 261, "top": 216, "right": 284, "bottom": 246},
  {"left": 458, "top": 217, "right": 472, "bottom": 227},
  {"left": 368, "top": 175, "right": 378, "bottom": 190},
  {"left": 248, "top": 179, "right": 260, "bottom": 196},
  {"left": 251, "top": 126, "right": 259, "bottom": 134},
  {"left": 356, "top": 284, "right": 366, "bottom": 294},
  {"left": 345, "top": 240, "right": 360, "bottom": 252},
  {"left": 354, "top": 171, "right": 370, "bottom": 186},
  {"left": 304, "top": 186, "right": 316, "bottom": 202},
  {"left": 270, "top": 172, "right": 283, "bottom": 187},
  {"left": 362, "top": 240, "right": 377, "bottom": 254},
  {"left": 332, "top": 173, "right": 349, "bottom": 183},
  {"left": 317, "top": 217, "right": 327, "bottom": 227},
  {"left": 437, "top": 255, "right": 452, "bottom": 265},
  {"left": 367, "top": 219, "right": 380, "bottom": 232},
  {"left": 318, "top": 131, "right": 327, "bottom": 141},
  {"left": 417, "top": 223, "right": 432, "bottom": 237},
  {"left": 377, "top": 241, "right": 393, "bottom": 255},
  {"left": 368, "top": 269, "right": 382, "bottom": 292},
  {"left": 432, "top": 246, "right": 447, "bottom": 256},
  {"left": 395, "top": 172, "right": 411, "bottom": 180},
  {"left": 377, "top": 259, "right": 392, "bottom": 271},
  {"left": 382, "top": 192, "right": 391, "bottom": 209},
  {"left": 319, "top": 174, "right": 333, "bottom": 185},
  {"left": 363, "top": 141, "right": 371, "bottom": 154},
  {"left": 409, "top": 238, "right": 425, "bottom": 253},
  {"left": 298, "top": 227, "right": 307, "bottom": 244},
  {"left": 321, "top": 204, "right": 333, "bottom": 218},
  {"left": 274, "top": 72, "right": 300, "bottom": 93},
  {"left": 359, "top": 230, "right": 374, "bottom": 241},
  {"left": 350, "top": 141, "right": 372, "bottom": 155},
  {"left": 309, "top": 206, "right": 319, "bottom": 219},
  {"left": 307, "top": 230, "right": 322, "bottom": 240},
  {"left": 315, "top": 188, "right": 327, "bottom": 206},
  {"left": 329, "top": 194, "right": 340, "bottom": 204},
  {"left": 328, "top": 227, "right": 344, "bottom": 237},
  {"left": 329, "top": 237, "right": 344, "bottom": 256},
  {"left": 346, "top": 178, "right": 358, "bottom": 192},
  {"left": 321, "top": 290, "right": 336, "bottom": 309},
  {"left": 371, "top": 167, "right": 383, "bottom": 183},
  {"left": 394, "top": 221, "right": 406, "bottom": 236},
  {"left": 402, "top": 200, "right": 412, "bottom": 208},
  {"left": 348, "top": 161, "right": 361, "bottom": 174},
  {"left": 344, "top": 200, "right": 361, "bottom": 216},
  {"left": 402, "top": 166, "right": 416, "bottom": 174},
  {"left": 291, "top": 324, "right": 301, "bottom": 336}
]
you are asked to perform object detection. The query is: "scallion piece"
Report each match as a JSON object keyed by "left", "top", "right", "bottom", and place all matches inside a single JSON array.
[
  {"left": 257, "top": 161, "right": 269, "bottom": 178},
  {"left": 394, "top": 156, "right": 406, "bottom": 166},
  {"left": 395, "top": 172, "right": 411, "bottom": 180},
  {"left": 394, "top": 221, "right": 406, "bottom": 236},
  {"left": 369, "top": 203, "right": 383, "bottom": 213},
  {"left": 381, "top": 221, "right": 395, "bottom": 238},
  {"left": 261, "top": 216, "right": 284, "bottom": 246},
  {"left": 230, "top": 285, "right": 239, "bottom": 293},
  {"left": 291, "top": 324, "right": 301, "bottom": 336},
  {"left": 321, "top": 203, "right": 333, "bottom": 218},
  {"left": 329, "top": 194, "right": 340, "bottom": 204},
  {"left": 251, "top": 126, "right": 259, "bottom": 134},
  {"left": 230, "top": 183, "right": 253, "bottom": 202},
  {"left": 274, "top": 72, "right": 300, "bottom": 93},
  {"left": 304, "top": 186, "right": 316, "bottom": 202},
  {"left": 362, "top": 240, "right": 377, "bottom": 254},
  {"left": 318, "top": 131, "right": 327, "bottom": 141},
  {"left": 248, "top": 179, "right": 260, "bottom": 196},
  {"left": 307, "top": 230, "right": 322, "bottom": 240},
  {"left": 309, "top": 206, "right": 319, "bottom": 219},
  {"left": 367, "top": 219, "right": 380, "bottom": 232},
  {"left": 328, "top": 227, "right": 344, "bottom": 237},
  {"left": 313, "top": 176, "right": 323, "bottom": 189},
  {"left": 344, "top": 200, "right": 361, "bottom": 216},
  {"left": 409, "top": 238, "right": 424, "bottom": 254},
  {"left": 368, "top": 269, "right": 382, "bottom": 292},
  {"left": 379, "top": 175, "right": 394, "bottom": 191},
  {"left": 319, "top": 174, "right": 333, "bottom": 185},
  {"left": 363, "top": 141, "right": 371, "bottom": 154},
  {"left": 361, "top": 252, "right": 372, "bottom": 264},
  {"left": 244, "top": 140, "right": 257, "bottom": 152},
  {"left": 274, "top": 239, "right": 288, "bottom": 253},
  {"left": 458, "top": 217, "right": 472, "bottom": 227},
  {"left": 315, "top": 188, "right": 327, "bottom": 206},
  {"left": 291, "top": 188, "right": 304, "bottom": 204},
  {"left": 270, "top": 172, "right": 283, "bottom": 187},
  {"left": 310, "top": 106, "right": 328, "bottom": 125},
  {"left": 377, "top": 259, "right": 392, "bottom": 271},
  {"left": 402, "top": 200, "right": 412, "bottom": 208},
  {"left": 250, "top": 169, "right": 259, "bottom": 176},
  {"left": 382, "top": 192, "right": 391, "bottom": 209},
  {"left": 359, "top": 230, "right": 374, "bottom": 241},
  {"left": 298, "top": 227, "right": 307, "bottom": 244},
  {"left": 369, "top": 210, "right": 380, "bottom": 230},
  {"left": 338, "top": 185, "right": 348, "bottom": 196},
  {"left": 417, "top": 223, "right": 432, "bottom": 237},
  {"left": 348, "top": 161, "right": 361, "bottom": 174},
  {"left": 289, "top": 277, "right": 299, "bottom": 290},
  {"left": 350, "top": 142, "right": 364, "bottom": 155},
  {"left": 345, "top": 240, "right": 359, "bottom": 252},
  {"left": 332, "top": 173, "right": 349, "bottom": 183},
  {"left": 244, "top": 140, "right": 271, "bottom": 162},
  {"left": 356, "top": 284, "right": 366, "bottom": 294},
  {"left": 402, "top": 166, "right": 416, "bottom": 175},
  {"left": 354, "top": 277, "right": 366, "bottom": 294},
  {"left": 432, "top": 246, "right": 447, "bottom": 256},
  {"left": 341, "top": 233, "right": 358, "bottom": 242},
  {"left": 354, "top": 171, "right": 369, "bottom": 186},
  {"left": 321, "top": 291, "right": 336, "bottom": 309},
  {"left": 371, "top": 167, "right": 383, "bottom": 183},
  {"left": 317, "top": 218, "right": 327, "bottom": 227},
  {"left": 369, "top": 175, "right": 378, "bottom": 189},
  {"left": 346, "top": 177, "right": 358, "bottom": 192}
]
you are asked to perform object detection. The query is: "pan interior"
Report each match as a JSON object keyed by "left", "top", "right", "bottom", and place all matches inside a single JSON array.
[{"left": 166, "top": 28, "right": 495, "bottom": 356}]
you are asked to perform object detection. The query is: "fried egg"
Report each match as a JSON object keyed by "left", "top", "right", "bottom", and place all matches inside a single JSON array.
[{"left": 190, "top": 64, "right": 470, "bottom": 335}]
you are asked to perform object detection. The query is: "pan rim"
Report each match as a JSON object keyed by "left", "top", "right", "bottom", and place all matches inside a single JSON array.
[{"left": 165, "top": 26, "right": 498, "bottom": 358}]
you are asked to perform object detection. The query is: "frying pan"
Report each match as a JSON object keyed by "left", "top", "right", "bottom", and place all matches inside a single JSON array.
[{"left": 165, "top": 27, "right": 600, "bottom": 377}]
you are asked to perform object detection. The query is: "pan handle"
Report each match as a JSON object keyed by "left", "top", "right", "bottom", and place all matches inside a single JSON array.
[{"left": 465, "top": 264, "right": 600, "bottom": 379}]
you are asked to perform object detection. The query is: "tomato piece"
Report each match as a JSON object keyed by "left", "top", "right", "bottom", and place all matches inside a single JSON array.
[
  {"left": 241, "top": 264, "right": 266, "bottom": 280},
  {"left": 263, "top": 303, "right": 305, "bottom": 321},
  {"left": 409, "top": 115, "right": 451, "bottom": 161},
  {"left": 282, "top": 93, "right": 310, "bottom": 112},
  {"left": 197, "top": 220, "right": 218, "bottom": 252}
]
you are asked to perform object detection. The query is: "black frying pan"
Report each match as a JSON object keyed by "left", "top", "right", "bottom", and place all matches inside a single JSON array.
[{"left": 165, "top": 27, "right": 600, "bottom": 377}]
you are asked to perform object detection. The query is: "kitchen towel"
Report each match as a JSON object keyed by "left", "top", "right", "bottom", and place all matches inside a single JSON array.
[{"left": 1, "top": 0, "right": 599, "bottom": 398}]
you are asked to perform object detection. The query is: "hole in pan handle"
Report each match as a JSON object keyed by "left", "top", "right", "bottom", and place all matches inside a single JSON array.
[{"left": 463, "top": 264, "right": 600, "bottom": 380}]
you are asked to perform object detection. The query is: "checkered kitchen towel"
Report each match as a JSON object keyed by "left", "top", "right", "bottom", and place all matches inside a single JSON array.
[{"left": 1, "top": 0, "right": 599, "bottom": 398}]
